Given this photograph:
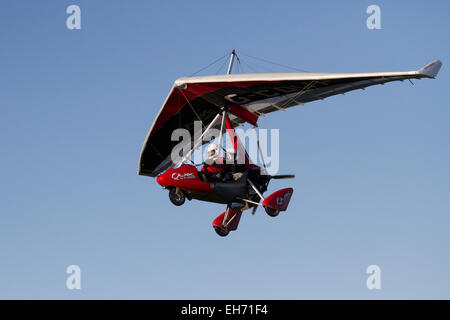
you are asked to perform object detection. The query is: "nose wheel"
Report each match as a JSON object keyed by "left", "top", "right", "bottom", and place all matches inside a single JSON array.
[{"left": 169, "top": 188, "right": 185, "bottom": 206}]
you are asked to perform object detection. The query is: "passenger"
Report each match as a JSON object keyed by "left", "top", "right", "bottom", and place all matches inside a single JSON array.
[
  {"left": 222, "top": 147, "right": 247, "bottom": 182},
  {"left": 225, "top": 147, "right": 236, "bottom": 164}
]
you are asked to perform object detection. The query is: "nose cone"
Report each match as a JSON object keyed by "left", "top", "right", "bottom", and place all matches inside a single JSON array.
[
  {"left": 156, "top": 170, "right": 171, "bottom": 186},
  {"left": 156, "top": 173, "right": 165, "bottom": 186}
]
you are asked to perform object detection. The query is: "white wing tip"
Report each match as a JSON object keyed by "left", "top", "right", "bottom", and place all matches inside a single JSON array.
[{"left": 418, "top": 60, "right": 442, "bottom": 78}]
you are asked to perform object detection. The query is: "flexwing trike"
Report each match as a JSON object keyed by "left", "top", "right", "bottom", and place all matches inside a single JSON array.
[{"left": 138, "top": 51, "right": 441, "bottom": 237}]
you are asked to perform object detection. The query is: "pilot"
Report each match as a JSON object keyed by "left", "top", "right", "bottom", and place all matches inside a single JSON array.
[
  {"left": 200, "top": 144, "right": 226, "bottom": 182},
  {"left": 206, "top": 143, "right": 219, "bottom": 164}
]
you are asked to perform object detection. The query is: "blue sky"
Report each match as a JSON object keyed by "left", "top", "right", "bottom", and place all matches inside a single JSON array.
[{"left": 0, "top": 0, "right": 449, "bottom": 299}]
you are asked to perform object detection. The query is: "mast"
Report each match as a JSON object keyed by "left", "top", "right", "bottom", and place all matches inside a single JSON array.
[
  {"left": 227, "top": 49, "right": 236, "bottom": 75},
  {"left": 217, "top": 50, "right": 236, "bottom": 158}
]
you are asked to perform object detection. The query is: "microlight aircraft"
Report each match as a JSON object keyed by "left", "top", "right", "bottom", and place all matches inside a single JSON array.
[{"left": 138, "top": 51, "right": 442, "bottom": 236}]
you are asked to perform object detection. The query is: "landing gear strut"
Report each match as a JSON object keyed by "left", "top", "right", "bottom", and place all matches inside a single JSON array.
[{"left": 212, "top": 204, "right": 244, "bottom": 237}]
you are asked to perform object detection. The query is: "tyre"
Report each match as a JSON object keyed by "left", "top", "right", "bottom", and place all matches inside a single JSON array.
[
  {"left": 214, "top": 226, "right": 229, "bottom": 237},
  {"left": 265, "top": 206, "right": 280, "bottom": 217},
  {"left": 169, "top": 188, "right": 185, "bottom": 206}
]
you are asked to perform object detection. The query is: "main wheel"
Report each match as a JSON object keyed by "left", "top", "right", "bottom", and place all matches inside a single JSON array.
[
  {"left": 214, "top": 226, "right": 229, "bottom": 237},
  {"left": 265, "top": 206, "right": 280, "bottom": 217},
  {"left": 169, "top": 188, "right": 185, "bottom": 206}
]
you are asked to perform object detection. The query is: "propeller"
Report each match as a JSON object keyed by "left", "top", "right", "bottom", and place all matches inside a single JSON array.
[{"left": 270, "top": 174, "right": 295, "bottom": 179}]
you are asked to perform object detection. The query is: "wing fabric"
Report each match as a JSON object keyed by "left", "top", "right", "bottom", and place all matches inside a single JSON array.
[{"left": 139, "top": 60, "right": 442, "bottom": 177}]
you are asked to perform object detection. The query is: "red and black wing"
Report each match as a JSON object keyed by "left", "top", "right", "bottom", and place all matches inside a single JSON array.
[{"left": 138, "top": 60, "right": 441, "bottom": 177}]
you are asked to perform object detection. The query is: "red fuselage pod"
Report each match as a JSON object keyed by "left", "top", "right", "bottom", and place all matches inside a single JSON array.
[
  {"left": 157, "top": 164, "right": 251, "bottom": 205},
  {"left": 156, "top": 165, "right": 214, "bottom": 193}
]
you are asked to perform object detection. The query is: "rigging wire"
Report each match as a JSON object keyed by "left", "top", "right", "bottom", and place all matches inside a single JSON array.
[
  {"left": 240, "top": 59, "right": 261, "bottom": 73},
  {"left": 241, "top": 58, "right": 277, "bottom": 73},
  {"left": 239, "top": 51, "right": 310, "bottom": 72},
  {"left": 189, "top": 52, "right": 230, "bottom": 77},
  {"left": 215, "top": 57, "right": 229, "bottom": 74},
  {"left": 236, "top": 57, "right": 241, "bottom": 73},
  {"left": 238, "top": 59, "right": 246, "bottom": 73},
  {"left": 234, "top": 53, "right": 241, "bottom": 73}
]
